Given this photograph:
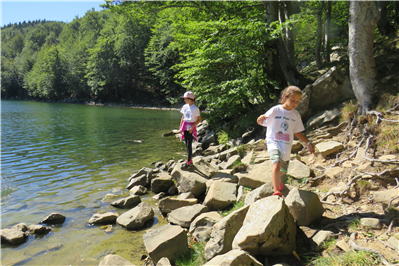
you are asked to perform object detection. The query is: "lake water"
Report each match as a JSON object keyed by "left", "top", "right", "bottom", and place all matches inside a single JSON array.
[{"left": 1, "top": 100, "right": 184, "bottom": 265}]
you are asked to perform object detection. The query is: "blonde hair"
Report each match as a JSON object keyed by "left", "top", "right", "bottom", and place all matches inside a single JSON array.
[{"left": 279, "top": 86, "right": 303, "bottom": 104}]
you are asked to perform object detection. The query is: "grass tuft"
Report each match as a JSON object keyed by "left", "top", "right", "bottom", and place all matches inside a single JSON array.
[{"left": 308, "top": 250, "right": 381, "bottom": 266}]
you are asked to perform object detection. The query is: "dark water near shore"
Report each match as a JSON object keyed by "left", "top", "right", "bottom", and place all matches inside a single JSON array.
[{"left": 1, "top": 100, "right": 183, "bottom": 265}]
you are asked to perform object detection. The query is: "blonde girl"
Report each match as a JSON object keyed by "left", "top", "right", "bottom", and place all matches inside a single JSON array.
[{"left": 257, "top": 86, "right": 315, "bottom": 197}]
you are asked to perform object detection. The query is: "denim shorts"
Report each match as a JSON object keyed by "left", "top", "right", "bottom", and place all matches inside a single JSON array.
[{"left": 269, "top": 149, "right": 289, "bottom": 173}]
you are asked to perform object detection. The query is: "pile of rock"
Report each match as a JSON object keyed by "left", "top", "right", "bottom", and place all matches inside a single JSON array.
[{"left": 1, "top": 213, "right": 66, "bottom": 245}]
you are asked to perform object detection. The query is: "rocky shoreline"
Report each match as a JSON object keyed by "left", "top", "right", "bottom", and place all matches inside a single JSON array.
[{"left": 3, "top": 114, "right": 398, "bottom": 266}]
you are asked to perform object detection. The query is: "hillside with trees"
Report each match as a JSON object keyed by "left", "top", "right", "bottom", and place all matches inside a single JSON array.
[{"left": 1, "top": 1, "right": 398, "bottom": 133}]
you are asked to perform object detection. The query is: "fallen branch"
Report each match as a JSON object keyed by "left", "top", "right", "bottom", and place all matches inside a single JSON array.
[
  {"left": 363, "top": 135, "right": 399, "bottom": 164},
  {"left": 349, "top": 233, "right": 397, "bottom": 266},
  {"left": 320, "top": 200, "right": 347, "bottom": 215},
  {"left": 377, "top": 238, "right": 399, "bottom": 255},
  {"left": 389, "top": 195, "right": 399, "bottom": 208}
]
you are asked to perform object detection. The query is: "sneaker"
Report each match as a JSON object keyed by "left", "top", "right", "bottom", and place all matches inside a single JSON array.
[
  {"left": 272, "top": 191, "right": 283, "bottom": 197},
  {"left": 181, "top": 161, "right": 192, "bottom": 170}
]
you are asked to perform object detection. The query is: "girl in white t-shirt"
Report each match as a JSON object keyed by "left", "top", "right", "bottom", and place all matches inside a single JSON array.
[
  {"left": 179, "top": 91, "right": 202, "bottom": 170},
  {"left": 257, "top": 86, "right": 315, "bottom": 197}
]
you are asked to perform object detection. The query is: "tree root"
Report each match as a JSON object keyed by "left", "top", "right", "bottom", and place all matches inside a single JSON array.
[
  {"left": 377, "top": 238, "right": 399, "bottom": 256},
  {"left": 349, "top": 233, "right": 398, "bottom": 266},
  {"left": 320, "top": 200, "right": 347, "bottom": 215}
]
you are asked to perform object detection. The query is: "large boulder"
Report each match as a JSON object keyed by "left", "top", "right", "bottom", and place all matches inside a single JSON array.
[
  {"left": 203, "top": 249, "right": 263, "bottom": 266},
  {"left": 130, "top": 185, "right": 147, "bottom": 195},
  {"left": 1, "top": 228, "right": 28, "bottom": 244},
  {"left": 167, "top": 204, "right": 209, "bottom": 228},
  {"left": 189, "top": 212, "right": 223, "bottom": 243},
  {"left": 88, "top": 212, "right": 119, "bottom": 225},
  {"left": 232, "top": 196, "right": 296, "bottom": 256},
  {"left": 203, "top": 180, "right": 237, "bottom": 211},
  {"left": 224, "top": 155, "right": 242, "bottom": 169},
  {"left": 116, "top": 202, "right": 154, "bottom": 230},
  {"left": 206, "top": 172, "right": 238, "bottom": 191},
  {"left": 151, "top": 173, "right": 174, "bottom": 194},
  {"left": 287, "top": 160, "right": 311, "bottom": 179},
  {"left": 204, "top": 205, "right": 250, "bottom": 260},
  {"left": 285, "top": 188, "right": 324, "bottom": 226},
  {"left": 237, "top": 161, "right": 273, "bottom": 189},
  {"left": 201, "top": 130, "right": 216, "bottom": 150},
  {"left": 158, "top": 197, "right": 198, "bottom": 214},
  {"left": 171, "top": 163, "right": 209, "bottom": 197},
  {"left": 111, "top": 195, "right": 141, "bottom": 209},
  {"left": 218, "top": 147, "right": 238, "bottom": 161},
  {"left": 305, "top": 109, "right": 342, "bottom": 129},
  {"left": 99, "top": 254, "right": 137, "bottom": 266},
  {"left": 204, "top": 144, "right": 227, "bottom": 156},
  {"left": 143, "top": 224, "right": 188, "bottom": 265},
  {"left": 191, "top": 157, "right": 219, "bottom": 177},
  {"left": 308, "top": 66, "right": 353, "bottom": 111}
]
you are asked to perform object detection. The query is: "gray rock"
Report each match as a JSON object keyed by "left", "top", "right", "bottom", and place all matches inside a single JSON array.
[
  {"left": 143, "top": 224, "right": 188, "bottom": 265},
  {"left": 244, "top": 182, "right": 274, "bottom": 206},
  {"left": 126, "top": 174, "right": 148, "bottom": 190},
  {"left": 116, "top": 202, "right": 154, "bottom": 230},
  {"left": 11, "top": 223, "right": 28, "bottom": 232},
  {"left": 1, "top": 228, "right": 28, "bottom": 244},
  {"left": 324, "top": 167, "right": 344, "bottom": 179},
  {"left": 219, "top": 147, "right": 238, "bottom": 161},
  {"left": 237, "top": 161, "right": 273, "bottom": 189},
  {"left": 177, "top": 192, "right": 195, "bottom": 199},
  {"left": 156, "top": 257, "right": 172, "bottom": 266},
  {"left": 285, "top": 188, "right": 324, "bottom": 226},
  {"left": 99, "top": 254, "right": 137, "bottom": 266},
  {"left": 41, "top": 213, "right": 66, "bottom": 224},
  {"left": 151, "top": 173, "right": 174, "bottom": 194},
  {"left": 189, "top": 212, "right": 223, "bottom": 243},
  {"left": 306, "top": 109, "right": 342, "bottom": 129},
  {"left": 360, "top": 218, "right": 382, "bottom": 229},
  {"left": 287, "top": 160, "right": 311, "bottom": 179},
  {"left": 373, "top": 189, "right": 399, "bottom": 206},
  {"left": 204, "top": 144, "right": 227, "bottom": 156},
  {"left": 28, "top": 224, "right": 52, "bottom": 235},
  {"left": 232, "top": 196, "right": 296, "bottom": 256},
  {"left": 127, "top": 167, "right": 153, "bottom": 182},
  {"left": 171, "top": 162, "right": 209, "bottom": 197},
  {"left": 167, "top": 204, "right": 209, "bottom": 228},
  {"left": 203, "top": 180, "right": 237, "bottom": 211},
  {"left": 111, "top": 195, "right": 141, "bottom": 209},
  {"left": 204, "top": 205, "right": 250, "bottom": 260},
  {"left": 204, "top": 249, "right": 263, "bottom": 266},
  {"left": 315, "top": 141, "right": 344, "bottom": 158},
  {"left": 153, "top": 192, "right": 167, "bottom": 200},
  {"left": 158, "top": 197, "right": 198, "bottom": 214},
  {"left": 311, "top": 230, "right": 335, "bottom": 251},
  {"left": 201, "top": 130, "right": 216, "bottom": 150},
  {"left": 88, "top": 212, "right": 119, "bottom": 225},
  {"left": 224, "top": 155, "right": 242, "bottom": 169},
  {"left": 191, "top": 157, "right": 219, "bottom": 178},
  {"left": 130, "top": 185, "right": 147, "bottom": 195}
]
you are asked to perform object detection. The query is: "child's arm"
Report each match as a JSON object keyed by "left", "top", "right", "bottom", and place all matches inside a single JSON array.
[
  {"left": 179, "top": 115, "right": 184, "bottom": 132},
  {"left": 189, "top": 116, "right": 202, "bottom": 133},
  {"left": 257, "top": 115, "right": 268, "bottom": 126},
  {"left": 294, "top": 132, "right": 315, "bottom": 154}
]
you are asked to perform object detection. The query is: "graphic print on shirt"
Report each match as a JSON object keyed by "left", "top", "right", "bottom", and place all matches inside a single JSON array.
[{"left": 275, "top": 118, "right": 290, "bottom": 143}]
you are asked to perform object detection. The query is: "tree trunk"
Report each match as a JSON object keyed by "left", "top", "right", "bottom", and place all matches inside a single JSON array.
[
  {"left": 325, "top": 1, "right": 331, "bottom": 63},
  {"left": 264, "top": 1, "right": 308, "bottom": 91},
  {"left": 349, "top": 1, "right": 380, "bottom": 115},
  {"left": 377, "top": 1, "right": 391, "bottom": 37},
  {"left": 315, "top": 1, "right": 324, "bottom": 69},
  {"left": 281, "top": 1, "right": 296, "bottom": 68}
]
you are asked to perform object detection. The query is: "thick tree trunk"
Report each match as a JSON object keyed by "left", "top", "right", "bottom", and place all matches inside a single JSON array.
[
  {"left": 281, "top": 1, "right": 296, "bottom": 68},
  {"left": 264, "top": 1, "right": 308, "bottom": 91},
  {"left": 315, "top": 1, "right": 324, "bottom": 69},
  {"left": 349, "top": 1, "right": 380, "bottom": 115},
  {"left": 325, "top": 1, "right": 331, "bottom": 63}
]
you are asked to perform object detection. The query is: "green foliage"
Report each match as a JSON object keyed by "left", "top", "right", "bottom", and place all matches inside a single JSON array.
[
  {"left": 174, "top": 17, "right": 281, "bottom": 123},
  {"left": 309, "top": 250, "right": 381, "bottom": 266},
  {"left": 174, "top": 236, "right": 206, "bottom": 266},
  {"left": 218, "top": 200, "right": 245, "bottom": 217},
  {"left": 216, "top": 131, "right": 229, "bottom": 146}
]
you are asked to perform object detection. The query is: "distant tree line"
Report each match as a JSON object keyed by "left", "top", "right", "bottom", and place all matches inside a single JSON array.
[{"left": 1, "top": 1, "right": 398, "bottom": 128}]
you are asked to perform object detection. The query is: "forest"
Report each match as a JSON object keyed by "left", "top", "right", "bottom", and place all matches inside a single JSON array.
[{"left": 1, "top": 1, "right": 398, "bottom": 134}]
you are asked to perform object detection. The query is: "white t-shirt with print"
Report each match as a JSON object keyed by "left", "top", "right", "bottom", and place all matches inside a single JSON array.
[
  {"left": 261, "top": 105, "right": 304, "bottom": 161},
  {"left": 180, "top": 104, "right": 200, "bottom": 123}
]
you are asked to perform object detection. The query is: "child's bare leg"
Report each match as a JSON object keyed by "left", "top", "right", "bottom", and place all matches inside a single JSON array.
[{"left": 272, "top": 162, "right": 283, "bottom": 193}]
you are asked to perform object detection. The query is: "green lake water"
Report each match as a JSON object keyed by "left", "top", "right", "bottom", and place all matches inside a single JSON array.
[{"left": 1, "top": 100, "right": 184, "bottom": 265}]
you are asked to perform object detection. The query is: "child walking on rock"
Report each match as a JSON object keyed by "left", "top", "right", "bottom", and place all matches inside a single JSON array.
[
  {"left": 257, "top": 86, "right": 315, "bottom": 197},
  {"left": 179, "top": 91, "right": 201, "bottom": 170}
]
